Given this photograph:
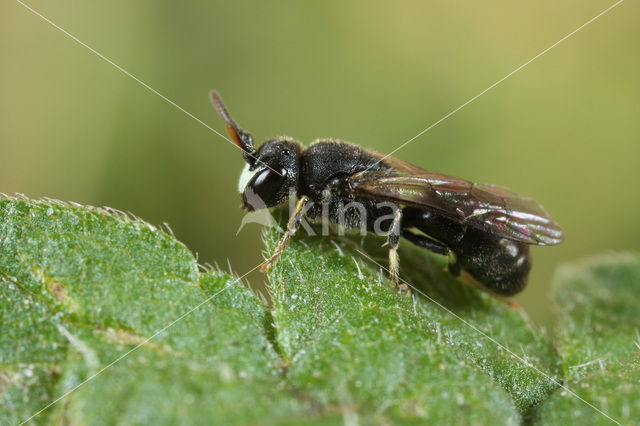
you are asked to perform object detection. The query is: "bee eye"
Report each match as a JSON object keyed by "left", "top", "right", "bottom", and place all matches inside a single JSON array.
[
  {"left": 237, "top": 163, "right": 258, "bottom": 193},
  {"left": 244, "top": 167, "right": 287, "bottom": 208}
]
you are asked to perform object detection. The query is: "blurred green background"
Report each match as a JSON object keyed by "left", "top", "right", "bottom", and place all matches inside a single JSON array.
[{"left": 2, "top": 0, "right": 638, "bottom": 328}]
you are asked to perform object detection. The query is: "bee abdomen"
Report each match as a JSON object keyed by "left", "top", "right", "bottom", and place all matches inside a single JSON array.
[{"left": 454, "top": 231, "right": 532, "bottom": 296}]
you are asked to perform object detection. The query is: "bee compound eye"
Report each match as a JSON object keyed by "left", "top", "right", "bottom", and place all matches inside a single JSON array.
[{"left": 244, "top": 167, "right": 287, "bottom": 208}]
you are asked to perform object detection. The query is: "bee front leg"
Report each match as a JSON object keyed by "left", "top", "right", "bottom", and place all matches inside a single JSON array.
[
  {"left": 261, "top": 196, "right": 309, "bottom": 272},
  {"left": 388, "top": 209, "right": 409, "bottom": 295}
]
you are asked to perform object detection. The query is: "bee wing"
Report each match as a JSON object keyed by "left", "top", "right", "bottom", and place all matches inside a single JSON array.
[{"left": 350, "top": 169, "right": 564, "bottom": 246}]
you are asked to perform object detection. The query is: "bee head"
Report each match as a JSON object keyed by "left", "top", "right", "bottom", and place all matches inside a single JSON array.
[
  {"left": 237, "top": 138, "right": 300, "bottom": 210},
  {"left": 211, "top": 91, "right": 300, "bottom": 210}
]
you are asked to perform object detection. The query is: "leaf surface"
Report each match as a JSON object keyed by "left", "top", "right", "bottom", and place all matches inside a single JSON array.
[
  {"left": 534, "top": 253, "right": 640, "bottom": 425},
  {"left": 265, "top": 220, "right": 560, "bottom": 420}
]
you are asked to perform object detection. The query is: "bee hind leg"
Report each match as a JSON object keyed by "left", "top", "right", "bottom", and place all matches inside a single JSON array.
[
  {"left": 401, "top": 229, "right": 449, "bottom": 256},
  {"left": 401, "top": 229, "right": 458, "bottom": 276},
  {"left": 448, "top": 254, "right": 461, "bottom": 277}
]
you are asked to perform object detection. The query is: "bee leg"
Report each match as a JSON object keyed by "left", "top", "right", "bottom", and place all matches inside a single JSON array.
[
  {"left": 401, "top": 229, "right": 461, "bottom": 276},
  {"left": 261, "top": 196, "right": 309, "bottom": 272},
  {"left": 388, "top": 209, "right": 409, "bottom": 295},
  {"left": 401, "top": 229, "right": 449, "bottom": 255},
  {"left": 448, "top": 253, "right": 461, "bottom": 277}
]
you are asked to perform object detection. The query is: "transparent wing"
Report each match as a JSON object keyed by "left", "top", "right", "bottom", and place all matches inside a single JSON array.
[{"left": 351, "top": 167, "right": 564, "bottom": 246}]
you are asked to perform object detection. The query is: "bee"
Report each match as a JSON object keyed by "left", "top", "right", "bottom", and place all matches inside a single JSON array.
[{"left": 210, "top": 91, "right": 564, "bottom": 296}]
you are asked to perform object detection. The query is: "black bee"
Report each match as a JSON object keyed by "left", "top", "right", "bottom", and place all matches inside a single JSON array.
[{"left": 210, "top": 91, "right": 564, "bottom": 296}]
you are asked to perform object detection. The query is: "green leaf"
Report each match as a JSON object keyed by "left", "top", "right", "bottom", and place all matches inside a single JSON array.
[
  {"left": 4, "top": 195, "right": 636, "bottom": 424},
  {"left": 0, "top": 196, "right": 311, "bottom": 424},
  {"left": 534, "top": 253, "right": 640, "bottom": 425},
  {"left": 264, "top": 220, "right": 560, "bottom": 420},
  {"left": 45, "top": 276, "right": 315, "bottom": 426},
  {"left": 553, "top": 253, "right": 640, "bottom": 375}
]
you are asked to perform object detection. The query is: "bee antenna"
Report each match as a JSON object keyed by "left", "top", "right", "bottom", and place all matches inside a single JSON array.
[{"left": 210, "top": 91, "right": 257, "bottom": 163}]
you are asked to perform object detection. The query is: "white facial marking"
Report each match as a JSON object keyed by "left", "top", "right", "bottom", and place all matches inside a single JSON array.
[{"left": 237, "top": 164, "right": 260, "bottom": 194}]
